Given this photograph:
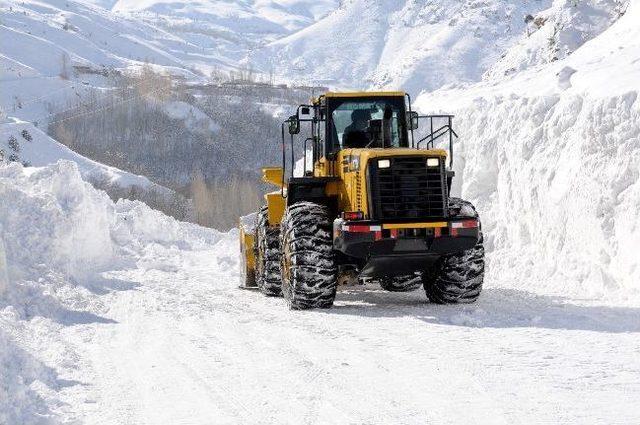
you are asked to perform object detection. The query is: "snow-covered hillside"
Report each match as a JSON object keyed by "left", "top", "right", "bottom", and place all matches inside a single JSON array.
[
  {"left": 252, "top": 0, "right": 628, "bottom": 93},
  {"left": 109, "top": 0, "right": 338, "bottom": 44},
  {"left": 1, "top": 0, "right": 194, "bottom": 123},
  {"left": 0, "top": 0, "right": 335, "bottom": 123},
  {"left": 0, "top": 118, "right": 165, "bottom": 192}
]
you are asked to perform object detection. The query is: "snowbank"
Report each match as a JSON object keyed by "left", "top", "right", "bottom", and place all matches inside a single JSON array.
[
  {"left": 0, "top": 161, "right": 116, "bottom": 285},
  {"left": 415, "top": 0, "right": 640, "bottom": 302},
  {"left": 0, "top": 160, "right": 217, "bottom": 284},
  {"left": 0, "top": 160, "right": 222, "bottom": 422},
  {"left": 437, "top": 93, "right": 639, "bottom": 302}
]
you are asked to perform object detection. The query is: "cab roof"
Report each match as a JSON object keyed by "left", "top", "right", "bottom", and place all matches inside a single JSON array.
[{"left": 323, "top": 91, "right": 405, "bottom": 98}]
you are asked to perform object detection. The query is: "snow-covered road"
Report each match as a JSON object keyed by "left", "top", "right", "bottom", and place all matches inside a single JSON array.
[
  {"left": 53, "top": 235, "right": 640, "bottom": 425},
  {"left": 2, "top": 162, "right": 639, "bottom": 424}
]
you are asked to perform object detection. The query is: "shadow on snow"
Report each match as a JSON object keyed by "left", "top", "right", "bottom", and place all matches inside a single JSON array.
[{"left": 323, "top": 287, "right": 640, "bottom": 334}]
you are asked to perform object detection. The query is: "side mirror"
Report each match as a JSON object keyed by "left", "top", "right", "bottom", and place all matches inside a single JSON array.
[
  {"left": 300, "top": 106, "right": 310, "bottom": 115},
  {"left": 407, "top": 111, "right": 419, "bottom": 130},
  {"left": 288, "top": 115, "right": 300, "bottom": 135}
]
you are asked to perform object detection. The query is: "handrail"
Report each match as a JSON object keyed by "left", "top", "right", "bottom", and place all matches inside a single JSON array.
[
  {"left": 416, "top": 124, "right": 451, "bottom": 148},
  {"left": 280, "top": 121, "right": 287, "bottom": 198},
  {"left": 414, "top": 114, "right": 458, "bottom": 168},
  {"left": 280, "top": 116, "right": 321, "bottom": 197}
]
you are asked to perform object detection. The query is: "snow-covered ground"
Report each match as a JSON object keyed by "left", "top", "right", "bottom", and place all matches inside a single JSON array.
[{"left": 1, "top": 161, "right": 639, "bottom": 424}]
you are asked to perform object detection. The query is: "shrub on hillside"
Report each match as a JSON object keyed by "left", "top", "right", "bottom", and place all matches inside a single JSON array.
[{"left": 8, "top": 136, "right": 20, "bottom": 152}]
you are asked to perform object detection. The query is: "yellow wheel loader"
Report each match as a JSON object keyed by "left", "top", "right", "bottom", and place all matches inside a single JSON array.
[{"left": 239, "top": 91, "right": 484, "bottom": 309}]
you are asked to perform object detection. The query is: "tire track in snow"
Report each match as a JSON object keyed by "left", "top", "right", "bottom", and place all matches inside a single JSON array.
[{"left": 56, "top": 240, "right": 640, "bottom": 424}]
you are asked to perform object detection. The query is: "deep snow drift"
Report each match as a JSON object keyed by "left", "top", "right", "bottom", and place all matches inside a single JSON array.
[
  {"left": 0, "top": 160, "right": 220, "bottom": 424},
  {"left": 414, "top": 0, "right": 640, "bottom": 304}
]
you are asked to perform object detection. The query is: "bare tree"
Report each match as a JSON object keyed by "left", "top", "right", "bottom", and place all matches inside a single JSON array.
[{"left": 59, "top": 52, "right": 71, "bottom": 80}]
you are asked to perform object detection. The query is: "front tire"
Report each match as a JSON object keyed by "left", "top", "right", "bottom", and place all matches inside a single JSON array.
[
  {"left": 255, "top": 206, "right": 282, "bottom": 297},
  {"left": 423, "top": 198, "right": 484, "bottom": 304},
  {"left": 280, "top": 202, "right": 337, "bottom": 310}
]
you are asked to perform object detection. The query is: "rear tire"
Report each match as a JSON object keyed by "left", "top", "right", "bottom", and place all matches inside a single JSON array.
[
  {"left": 376, "top": 275, "right": 422, "bottom": 292},
  {"left": 280, "top": 202, "right": 337, "bottom": 310},
  {"left": 255, "top": 206, "right": 282, "bottom": 297},
  {"left": 423, "top": 198, "right": 484, "bottom": 304}
]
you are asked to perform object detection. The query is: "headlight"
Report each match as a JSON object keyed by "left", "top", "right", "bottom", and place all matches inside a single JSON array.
[
  {"left": 349, "top": 155, "right": 360, "bottom": 171},
  {"left": 427, "top": 158, "right": 440, "bottom": 167},
  {"left": 378, "top": 159, "right": 391, "bottom": 168}
]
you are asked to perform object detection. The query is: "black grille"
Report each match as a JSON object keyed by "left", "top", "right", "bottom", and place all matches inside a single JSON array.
[{"left": 368, "top": 156, "right": 448, "bottom": 220}]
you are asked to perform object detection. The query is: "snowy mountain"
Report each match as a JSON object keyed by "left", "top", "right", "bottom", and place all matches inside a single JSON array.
[
  {"left": 484, "top": 0, "right": 628, "bottom": 80},
  {"left": 251, "top": 0, "right": 628, "bottom": 93},
  {"left": 1, "top": 0, "right": 200, "bottom": 123},
  {"left": 109, "top": 0, "right": 338, "bottom": 41},
  {"left": 0, "top": 0, "right": 335, "bottom": 123}
]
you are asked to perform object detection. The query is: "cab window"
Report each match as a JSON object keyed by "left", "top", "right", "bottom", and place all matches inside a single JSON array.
[{"left": 329, "top": 98, "right": 407, "bottom": 150}]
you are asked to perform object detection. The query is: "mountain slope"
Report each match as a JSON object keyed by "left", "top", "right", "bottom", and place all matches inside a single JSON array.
[
  {"left": 251, "top": 0, "right": 550, "bottom": 91},
  {"left": 0, "top": 118, "right": 164, "bottom": 192},
  {"left": 110, "top": 0, "right": 338, "bottom": 37},
  {"left": 1, "top": 0, "right": 200, "bottom": 123},
  {"left": 252, "top": 0, "right": 628, "bottom": 93},
  {"left": 0, "top": 0, "right": 335, "bottom": 124}
]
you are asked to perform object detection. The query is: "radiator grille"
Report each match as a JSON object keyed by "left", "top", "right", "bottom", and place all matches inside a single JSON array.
[{"left": 368, "top": 156, "right": 448, "bottom": 220}]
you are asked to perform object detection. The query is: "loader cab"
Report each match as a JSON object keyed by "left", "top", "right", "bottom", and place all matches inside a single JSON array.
[
  {"left": 327, "top": 94, "right": 409, "bottom": 151},
  {"left": 290, "top": 92, "right": 413, "bottom": 177},
  {"left": 285, "top": 90, "right": 456, "bottom": 182},
  {"left": 313, "top": 92, "right": 410, "bottom": 160}
]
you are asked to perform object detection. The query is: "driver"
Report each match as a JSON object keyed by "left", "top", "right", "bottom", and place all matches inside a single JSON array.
[
  {"left": 343, "top": 109, "right": 371, "bottom": 148},
  {"left": 345, "top": 109, "right": 371, "bottom": 135}
]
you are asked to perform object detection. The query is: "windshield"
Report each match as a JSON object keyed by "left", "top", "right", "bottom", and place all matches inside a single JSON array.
[{"left": 330, "top": 98, "right": 406, "bottom": 149}]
